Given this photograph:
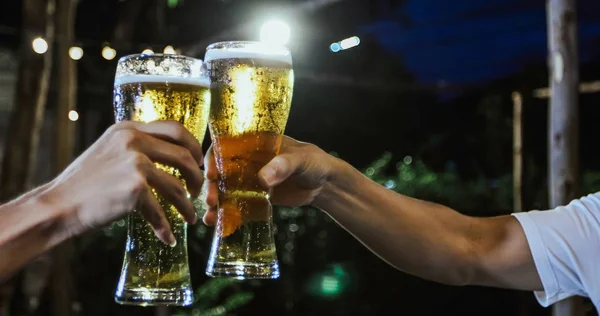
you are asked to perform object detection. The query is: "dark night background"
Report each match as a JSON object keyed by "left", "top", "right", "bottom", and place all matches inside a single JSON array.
[{"left": 2, "top": 0, "right": 600, "bottom": 315}]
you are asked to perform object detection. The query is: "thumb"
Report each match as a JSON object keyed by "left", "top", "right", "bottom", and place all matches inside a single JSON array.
[{"left": 259, "top": 154, "right": 305, "bottom": 188}]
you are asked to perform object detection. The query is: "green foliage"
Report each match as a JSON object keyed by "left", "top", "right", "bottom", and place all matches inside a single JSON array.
[
  {"left": 362, "top": 152, "right": 513, "bottom": 214},
  {"left": 360, "top": 151, "right": 600, "bottom": 215},
  {"left": 173, "top": 279, "right": 259, "bottom": 316}
]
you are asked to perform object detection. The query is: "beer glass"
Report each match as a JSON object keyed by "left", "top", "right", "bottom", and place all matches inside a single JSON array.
[
  {"left": 204, "top": 41, "right": 294, "bottom": 279},
  {"left": 113, "top": 54, "right": 210, "bottom": 305}
]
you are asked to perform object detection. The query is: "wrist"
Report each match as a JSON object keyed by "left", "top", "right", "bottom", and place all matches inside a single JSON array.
[
  {"left": 313, "top": 155, "right": 361, "bottom": 210},
  {"left": 33, "top": 183, "right": 80, "bottom": 238}
]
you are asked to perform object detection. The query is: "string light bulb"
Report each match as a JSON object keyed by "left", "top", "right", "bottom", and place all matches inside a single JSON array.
[
  {"left": 69, "top": 46, "right": 83, "bottom": 60},
  {"left": 102, "top": 45, "right": 117, "bottom": 60},
  {"left": 32, "top": 37, "right": 48, "bottom": 54},
  {"left": 141, "top": 48, "right": 154, "bottom": 55},
  {"left": 68, "top": 110, "right": 79, "bottom": 122},
  {"left": 163, "top": 45, "right": 176, "bottom": 54}
]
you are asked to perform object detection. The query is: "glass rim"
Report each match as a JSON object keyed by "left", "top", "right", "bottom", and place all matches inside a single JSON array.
[
  {"left": 114, "top": 53, "right": 208, "bottom": 84},
  {"left": 117, "top": 53, "right": 203, "bottom": 64},
  {"left": 205, "top": 41, "right": 291, "bottom": 55}
]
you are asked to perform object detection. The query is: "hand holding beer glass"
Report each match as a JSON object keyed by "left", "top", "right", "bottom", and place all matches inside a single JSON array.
[
  {"left": 205, "top": 41, "right": 294, "bottom": 279},
  {"left": 113, "top": 54, "right": 210, "bottom": 305}
]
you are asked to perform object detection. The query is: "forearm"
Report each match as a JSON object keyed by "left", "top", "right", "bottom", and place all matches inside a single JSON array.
[
  {"left": 0, "top": 183, "right": 72, "bottom": 282},
  {"left": 314, "top": 159, "right": 479, "bottom": 285}
]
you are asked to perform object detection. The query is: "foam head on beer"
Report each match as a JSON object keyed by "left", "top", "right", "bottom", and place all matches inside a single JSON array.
[{"left": 204, "top": 41, "right": 294, "bottom": 279}]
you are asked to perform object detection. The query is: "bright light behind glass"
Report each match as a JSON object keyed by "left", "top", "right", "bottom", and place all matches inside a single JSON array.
[
  {"left": 32, "top": 37, "right": 48, "bottom": 54},
  {"left": 142, "top": 48, "right": 154, "bottom": 55},
  {"left": 260, "top": 20, "right": 291, "bottom": 46}
]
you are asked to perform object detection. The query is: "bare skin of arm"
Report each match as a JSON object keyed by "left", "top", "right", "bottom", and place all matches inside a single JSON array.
[
  {"left": 0, "top": 184, "right": 70, "bottom": 283},
  {"left": 203, "top": 136, "right": 542, "bottom": 291}
]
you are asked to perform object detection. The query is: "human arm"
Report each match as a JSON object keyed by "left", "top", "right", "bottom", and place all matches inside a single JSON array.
[
  {"left": 0, "top": 120, "right": 204, "bottom": 282},
  {"left": 202, "top": 136, "right": 542, "bottom": 290},
  {"left": 312, "top": 158, "right": 541, "bottom": 289}
]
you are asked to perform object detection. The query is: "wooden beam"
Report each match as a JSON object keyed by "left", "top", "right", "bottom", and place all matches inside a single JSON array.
[{"left": 533, "top": 80, "right": 600, "bottom": 98}]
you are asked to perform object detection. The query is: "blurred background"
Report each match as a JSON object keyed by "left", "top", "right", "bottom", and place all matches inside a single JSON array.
[{"left": 1, "top": 0, "right": 600, "bottom": 315}]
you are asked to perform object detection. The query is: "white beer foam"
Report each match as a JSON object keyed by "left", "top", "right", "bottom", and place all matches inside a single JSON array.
[
  {"left": 204, "top": 46, "right": 292, "bottom": 65},
  {"left": 115, "top": 74, "right": 210, "bottom": 87}
]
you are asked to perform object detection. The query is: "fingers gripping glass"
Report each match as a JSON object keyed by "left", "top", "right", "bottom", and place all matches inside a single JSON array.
[
  {"left": 204, "top": 41, "right": 294, "bottom": 279},
  {"left": 113, "top": 54, "right": 210, "bottom": 306}
]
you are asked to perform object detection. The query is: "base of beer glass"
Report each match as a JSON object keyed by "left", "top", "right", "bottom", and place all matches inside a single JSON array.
[
  {"left": 206, "top": 261, "right": 280, "bottom": 280},
  {"left": 114, "top": 287, "right": 194, "bottom": 306}
]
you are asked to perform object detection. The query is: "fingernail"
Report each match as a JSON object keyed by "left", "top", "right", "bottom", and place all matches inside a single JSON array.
[
  {"left": 261, "top": 168, "right": 276, "bottom": 186},
  {"left": 168, "top": 233, "right": 177, "bottom": 247}
]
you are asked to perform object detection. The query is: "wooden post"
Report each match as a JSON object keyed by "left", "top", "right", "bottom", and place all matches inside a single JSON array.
[
  {"left": 513, "top": 91, "right": 533, "bottom": 316},
  {"left": 47, "top": 0, "right": 78, "bottom": 315},
  {"left": 512, "top": 92, "right": 523, "bottom": 213},
  {"left": 547, "top": 0, "right": 582, "bottom": 315},
  {"left": 0, "top": 0, "right": 55, "bottom": 314}
]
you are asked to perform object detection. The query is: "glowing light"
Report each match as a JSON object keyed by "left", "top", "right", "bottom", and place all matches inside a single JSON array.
[
  {"left": 68, "top": 110, "right": 79, "bottom": 122},
  {"left": 260, "top": 20, "right": 291, "bottom": 46},
  {"left": 330, "top": 36, "right": 360, "bottom": 53},
  {"left": 142, "top": 48, "right": 154, "bottom": 55},
  {"left": 69, "top": 46, "right": 83, "bottom": 60},
  {"left": 139, "top": 94, "right": 159, "bottom": 122},
  {"left": 163, "top": 45, "right": 176, "bottom": 54},
  {"left": 320, "top": 276, "right": 340, "bottom": 295},
  {"left": 231, "top": 67, "right": 258, "bottom": 134},
  {"left": 102, "top": 45, "right": 117, "bottom": 60},
  {"left": 32, "top": 37, "right": 48, "bottom": 54},
  {"left": 329, "top": 43, "right": 341, "bottom": 53},
  {"left": 340, "top": 36, "right": 360, "bottom": 50}
]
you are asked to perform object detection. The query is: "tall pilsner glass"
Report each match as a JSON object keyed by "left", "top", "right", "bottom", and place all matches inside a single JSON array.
[
  {"left": 205, "top": 41, "right": 294, "bottom": 279},
  {"left": 113, "top": 54, "right": 210, "bottom": 305}
]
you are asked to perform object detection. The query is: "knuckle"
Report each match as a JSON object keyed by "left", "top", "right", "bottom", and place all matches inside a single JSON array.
[
  {"left": 130, "top": 152, "right": 151, "bottom": 170},
  {"left": 129, "top": 173, "right": 148, "bottom": 196},
  {"left": 174, "top": 183, "right": 187, "bottom": 199},
  {"left": 108, "top": 121, "right": 133, "bottom": 134},
  {"left": 179, "top": 149, "right": 197, "bottom": 169},
  {"left": 167, "top": 121, "right": 187, "bottom": 140},
  {"left": 114, "top": 129, "right": 139, "bottom": 149}
]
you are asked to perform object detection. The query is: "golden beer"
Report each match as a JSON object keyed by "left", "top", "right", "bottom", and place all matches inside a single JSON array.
[
  {"left": 113, "top": 54, "right": 210, "bottom": 305},
  {"left": 204, "top": 42, "right": 294, "bottom": 279}
]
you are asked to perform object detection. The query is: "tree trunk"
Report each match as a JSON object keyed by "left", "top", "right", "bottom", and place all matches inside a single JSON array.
[
  {"left": 546, "top": 0, "right": 582, "bottom": 315},
  {"left": 47, "top": 0, "right": 78, "bottom": 315},
  {"left": 0, "top": 0, "right": 55, "bottom": 315}
]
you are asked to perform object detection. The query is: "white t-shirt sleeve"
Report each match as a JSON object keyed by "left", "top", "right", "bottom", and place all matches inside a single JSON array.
[{"left": 512, "top": 192, "right": 600, "bottom": 307}]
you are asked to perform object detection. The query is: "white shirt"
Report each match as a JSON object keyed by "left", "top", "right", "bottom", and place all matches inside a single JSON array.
[{"left": 512, "top": 192, "right": 600, "bottom": 310}]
